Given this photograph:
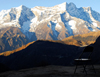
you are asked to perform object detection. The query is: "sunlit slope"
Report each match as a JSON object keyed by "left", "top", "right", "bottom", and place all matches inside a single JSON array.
[
  {"left": 62, "top": 31, "right": 100, "bottom": 46},
  {"left": 0, "top": 27, "right": 28, "bottom": 53},
  {"left": 1, "top": 31, "right": 100, "bottom": 56}
]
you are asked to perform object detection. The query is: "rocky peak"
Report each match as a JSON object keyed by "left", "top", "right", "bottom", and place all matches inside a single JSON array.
[
  {"left": 82, "top": 7, "right": 92, "bottom": 13},
  {"left": 16, "top": 5, "right": 29, "bottom": 11},
  {"left": 68, "top": 2, "right": 76, "bottom": 8}
]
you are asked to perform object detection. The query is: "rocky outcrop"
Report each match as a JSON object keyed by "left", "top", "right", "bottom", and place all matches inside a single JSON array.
[{"left": 0, "top": 27, "right": 28, "bottom": 53}]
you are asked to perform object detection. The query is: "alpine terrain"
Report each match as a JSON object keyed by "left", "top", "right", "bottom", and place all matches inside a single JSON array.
[{"left": 0, "top": 2, "right": 100, "bottom": 52}]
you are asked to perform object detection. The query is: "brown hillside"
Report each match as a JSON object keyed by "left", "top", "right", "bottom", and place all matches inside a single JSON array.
[
  {"left": 0, "top": 27, "right": 28, "bottom": 53},
  {"left": 0, "top": 41, "right": 35, "bottom": 56},
  {"left": 62, "top": 31, "right": 100, "bottom": 46},
  {"left": 1, "top": 31, "right": 100, "bottom": 56},
  {"left": 0, "top": 40, "right": 63, "bottom": 56}
]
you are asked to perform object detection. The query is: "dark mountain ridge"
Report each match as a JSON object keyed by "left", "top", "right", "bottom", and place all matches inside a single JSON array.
[
  {"left": 0, "top": 35, "right": 100, "bottom": 71},
  {"left": 0, "top": 40, "right": 79, "bottom": 70}
]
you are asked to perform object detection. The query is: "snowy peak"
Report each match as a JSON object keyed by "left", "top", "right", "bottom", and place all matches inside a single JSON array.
[
  {"left": 83, "top": 7, "right": 92, "bottom": 13},
  {"left": 0, "top": 9, "right": 10, "bottom": 20},
  {"left": 67, "top": 2, "right": 77, "bottom": 9},
  {"left": 55, "top": 2, "right": 67, "bottom": 11},
  {"left": 0, "top": 2, "right": 100, "bottom": 40},
  {"left": 16, "top": 5, "right": 29, "bottom": 11},
  {"left": 82, "top": 6, "right": 100, "bottom": 22},
  {"left": 55, "top": 2, "right": 77, "bottom": 12},
  {"left": 0, "top": 5, "right": 35, "bottom": 29},
  {"left": 20, "top": 5, "right": 27, "bottom": 9}
]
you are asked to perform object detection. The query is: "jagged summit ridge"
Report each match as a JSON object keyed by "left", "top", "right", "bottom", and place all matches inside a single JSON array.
[
  {"left": 0, "top": 5, "right": 35, "bottom": 28},
  {"left": 0, "top": 2, "right": 100, "bottom": 40}
]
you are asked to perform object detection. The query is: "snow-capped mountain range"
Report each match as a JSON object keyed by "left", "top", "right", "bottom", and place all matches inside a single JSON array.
[{"left": 0, "top": 2, "right": 100, "bottom": 40}]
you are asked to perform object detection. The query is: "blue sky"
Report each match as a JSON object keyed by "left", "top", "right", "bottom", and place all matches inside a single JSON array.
[{"left": 0, "top": 0, "right": 100, "bottom": 13}]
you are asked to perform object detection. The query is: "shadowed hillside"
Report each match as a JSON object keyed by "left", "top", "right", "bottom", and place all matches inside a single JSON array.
[
  {"left": 92, "top": 36, "right": 100, "bottom": 63},
  {"left": 0, "top": 33, "right": 100, "bottom": 70},
  {"left": 0, "top": 40, "right": 79, "bottom": 70}
]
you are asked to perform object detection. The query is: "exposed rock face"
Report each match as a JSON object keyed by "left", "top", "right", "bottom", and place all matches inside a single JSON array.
[
  {"left": 0, "top": 27, "right": 28, "bottom": 53},
  {"left": 0, "top": 2, "right": 100, "bottom": 41},
  {"left": 0, "top": 2, "right": 100, "bottom": 52}
]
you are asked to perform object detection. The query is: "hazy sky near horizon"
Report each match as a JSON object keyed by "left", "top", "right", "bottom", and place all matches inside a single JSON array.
[{"left": 0, "top": 0, "right": 100, "bottom": 13}]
